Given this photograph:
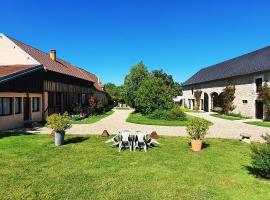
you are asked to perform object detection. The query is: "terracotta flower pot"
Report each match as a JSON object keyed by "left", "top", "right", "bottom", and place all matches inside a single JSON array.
[{"left": 191, "top": 139, "right": 203, "bottom": 152}]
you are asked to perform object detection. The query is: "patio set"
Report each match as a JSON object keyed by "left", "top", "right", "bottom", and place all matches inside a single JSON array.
[{"left": 105, "top": 130, "right": 160, "bottom": 152}]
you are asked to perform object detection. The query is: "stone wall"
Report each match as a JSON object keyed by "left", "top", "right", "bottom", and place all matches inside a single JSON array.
[{"left": 183, "top": 72, "right": 270, "bottom": 118}]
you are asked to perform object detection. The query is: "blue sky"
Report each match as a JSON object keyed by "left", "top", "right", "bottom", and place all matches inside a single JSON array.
[{"left": 1, "top": 0, "right": 270, "bottom": 85}]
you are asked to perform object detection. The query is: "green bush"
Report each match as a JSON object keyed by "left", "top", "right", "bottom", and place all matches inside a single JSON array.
[
  {"left": 46, "top": 113, "right": 71, "bottom": 133},
  {"left": 96, "top": 101, "right": 104, "bottom": 114},
  {"left": 186, "top": 118, "right": 210, "bottom": 140},
  {"left": 72, "top": 103, "right": 83, "bottom": 115},
  {"left": 148, "top": 107, "right": 186, "bottom": 121},
  {"left": 250, "top": 134, "right": 270, "bottom": 179},
  {"left": 134, "top": 77, "right": 174, "bottom": 115}
]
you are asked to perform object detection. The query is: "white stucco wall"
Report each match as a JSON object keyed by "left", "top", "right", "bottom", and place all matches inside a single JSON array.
[
  {"left": 0, "top": 33, "right": 39, "bottom": 65},
  {"left": 183, "top": 72, "right": 270, "bottom": 118}
]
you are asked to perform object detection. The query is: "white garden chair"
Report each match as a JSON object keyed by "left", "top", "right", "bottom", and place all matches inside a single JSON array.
[
  {"left": 119, "top": 130, "right": 132, "bottom": 152},
  {"left": 134, "top": 131, "right": 147, "bottom": 152},
  {"left": 105, "top": 133, "right": 120, "bottom": 146}
]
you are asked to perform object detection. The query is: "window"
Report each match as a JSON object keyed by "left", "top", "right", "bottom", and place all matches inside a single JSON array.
[
  {"left": 191, "top": 87, "right": 194, "bottom": 95},
  {"left": 0, "top": 97, "right": 13, "bottom": 116},
  {"left": 255, "top": 78, "right": 263, "bottom": 92},
  {"left": 32, "top": 97, "right": 40, "bottom": 112},
  {"left": 82, "top": 94, "right": 86, "bottom": 105},
  {"left": 15, "top": 97, "right": 22, "bottom": 114},
  {"left": 242, "top": 100, "right": 248, "bottom": 104}
]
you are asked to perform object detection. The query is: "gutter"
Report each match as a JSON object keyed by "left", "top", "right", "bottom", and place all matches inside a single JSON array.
[{"left": 0, "top": 65, "right": 45, "bottom": 84}]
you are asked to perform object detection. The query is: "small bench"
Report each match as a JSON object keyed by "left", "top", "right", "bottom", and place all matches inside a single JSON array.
[{"left": 240, "top": 133, "right": 251, "bottom": 143}]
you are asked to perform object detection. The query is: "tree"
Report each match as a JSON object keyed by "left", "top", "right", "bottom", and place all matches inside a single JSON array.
[
  {"left": 171, "top": 82, "right": 183, "bottom": 96},
  {"left": 134, "top": 77, "right": 174, "bottom": 115},
  {"left": 104, "top": 83, "right": 125, "bottom": 103},
  {"left": 222, "top": 85, "right": 236, "bottom": 114},
  {"left": 151, "top": 69, "right": 182, "bottom": 96},
  {"left": 151, "top": 69, "right": 174, "bottom": 86},
  {"left": 124, "top": 61, "right": 149, "bottom": 108}
]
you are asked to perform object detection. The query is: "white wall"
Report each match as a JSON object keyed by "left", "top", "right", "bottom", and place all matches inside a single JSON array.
[{"left": 0, "top": 33, "right": 39, "bottom": 65}]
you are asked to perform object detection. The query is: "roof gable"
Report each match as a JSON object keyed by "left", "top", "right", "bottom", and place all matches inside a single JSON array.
[
  {"left": 9, "top": 37, "right": 94, "bottom": 83},
  {"left": 184, "top": 46, "right": 270, "bottom": 86}
]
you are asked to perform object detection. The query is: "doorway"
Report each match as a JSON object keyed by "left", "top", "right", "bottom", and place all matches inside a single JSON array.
[
  {"left": 204, "top": 93, "right": 209, "bottom": 112},
  {"left": 255, "top": 100, "right": 263, "bottom": 119},
  {"left": 23, "top": 97, "right": 31, "bottom": 121}
]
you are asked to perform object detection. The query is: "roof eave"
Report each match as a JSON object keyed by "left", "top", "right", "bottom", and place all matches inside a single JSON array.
[{"left": 0, "top": 65, "right": 44, "bottom": 84}]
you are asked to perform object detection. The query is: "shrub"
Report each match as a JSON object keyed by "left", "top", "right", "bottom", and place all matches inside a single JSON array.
[
  {"left": 72, "top": 103, "right": 83, "bottom": 115},
  {"left": 96, "top": 100, "right": 104, "bottom": 114},
  {"left": 186, "top": 118, "right": 209, "bottom": 140},
  {"left": 46, "top": 113, "right": 71, "bottom": 133},
  {"left": 222, "top": 85, "right": 236, "bottom": 114},
  {"left": 250, "top": 134, "right": 270, "bottom": 179},
  {"left": 148, "top": 107, "right": 186, "bottom": 121},
  {"left": 258, "top": 83, "right": 270, "bottom": 120}
]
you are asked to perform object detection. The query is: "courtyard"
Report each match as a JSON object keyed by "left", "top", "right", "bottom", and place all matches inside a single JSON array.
[
  {"left": 32, "top": 109, "right": 270, "bottom": 142},
  {"left": 0, "top": 133, "right": 269, "bottom": 200}
]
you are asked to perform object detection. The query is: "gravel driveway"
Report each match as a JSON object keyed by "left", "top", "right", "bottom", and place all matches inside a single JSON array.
[{"left": 34, "top": 109, "right": 269, "bottom": 141}]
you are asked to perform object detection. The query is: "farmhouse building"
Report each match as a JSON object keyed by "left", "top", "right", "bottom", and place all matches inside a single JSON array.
[
  {"left": 182, "top": 46, "right": 270, "bottom": 119},
  {"left": 0, "top": 33, "right": 108, "bottom": 130}
]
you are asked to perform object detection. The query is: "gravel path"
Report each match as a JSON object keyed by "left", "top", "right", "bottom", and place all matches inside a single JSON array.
[{"left": 33, "top": 109, "right": 270, "bottom": 141}]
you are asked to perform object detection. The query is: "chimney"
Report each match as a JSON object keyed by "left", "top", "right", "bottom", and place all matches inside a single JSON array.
[{"left": 50, "top": 50, "right": 56, "bottom": 61}]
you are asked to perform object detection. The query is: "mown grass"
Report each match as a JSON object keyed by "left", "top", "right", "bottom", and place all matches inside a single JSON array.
[
  {"left": 127, "top": 113, "right": 212, "bottom": 126},
  {"left": 70, "top": 110, "right": 114, "bottom": 124},
  {"left": 245, "top": 121, "right": 270, "bottom": 128},
  {"left": 211, "top": 113, "right": 247, "bottom": 121},
  {"left": 0, "top": 133, "right": 269, "bottom": 200}
]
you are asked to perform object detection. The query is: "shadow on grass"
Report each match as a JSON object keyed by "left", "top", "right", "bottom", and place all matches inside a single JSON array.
[
  {"left": 64, "top": 136, "right": 89, "bottom": 145},
  {"left": 245, "top": 166, "right": 270, "bottom": 180},
  {"left": 0, "top": 131, "right": 34, "bottom": 139}
]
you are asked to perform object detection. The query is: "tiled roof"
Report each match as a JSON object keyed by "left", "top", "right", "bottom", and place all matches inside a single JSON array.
[
  {"left": 183, "top": 46, "right": 270, "bottom": 86},
  {"left": 9, "top": 37, "right": 96, "bottom": 83},
  {"left": 0, "top": 65, "right": 37, "bottom": 77},
  {"left": 80, "top": 69, "right": 104, "bottom": 91}
]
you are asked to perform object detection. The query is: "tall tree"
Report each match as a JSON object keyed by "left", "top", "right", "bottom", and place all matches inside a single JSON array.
[
  {"left": 151, "top": 69, "right": 182, "bottom": 96},
  {"left": 134, "top": 77, "right": 174, "bottom": 114},
  {"left": 124, "top": 61, "right": 149, "bottom": 108}
]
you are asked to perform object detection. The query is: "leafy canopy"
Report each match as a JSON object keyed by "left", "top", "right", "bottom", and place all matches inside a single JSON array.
[
  {"left": 134, "top": 77, "right": 174, "bottom": 115},
  {"left": 124, "top": 61, "right": 149, "bottom": 108}
]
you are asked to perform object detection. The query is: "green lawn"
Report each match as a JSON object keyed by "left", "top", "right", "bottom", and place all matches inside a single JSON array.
[
  {"left": 70, "top": 110, "right": 114, "bottom": 124},
  {"left": 127, "top": 112, "right": 212, "bottom": 126},
  {"left": 210, "top": 113, "right": 247, "bottom": 121},
  {"left": 245, "top": 121, "right": 270, "bottom": 128},
  {"left": 0, "top": 133, "right": 269, "bottom": 200}
]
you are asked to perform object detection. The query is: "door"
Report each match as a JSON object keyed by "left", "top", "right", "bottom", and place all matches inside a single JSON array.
[
  {"left": 204, "top": 93, "right": 209, "bottom": 112},
  {"left": 256, "top": 100, "right": 263, "bottom": 119},
  {"left": 23, "top": 97, "right": 30, "bottom": 121}
]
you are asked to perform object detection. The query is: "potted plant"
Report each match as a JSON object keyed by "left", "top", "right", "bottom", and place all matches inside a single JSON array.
[
  {"left": 46, "top": 112, "right": 71, "bottom": 146},
  {"left": 186, "top": 118, "right": 209, "bottom": 152}
]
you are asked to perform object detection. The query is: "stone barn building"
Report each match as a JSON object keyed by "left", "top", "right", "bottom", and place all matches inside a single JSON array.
[
  {"left": 0, "top": 33, "right": 108, "bottom": 130},
  {"left": 182, "top": 46, "right": 270, "bottom": 119}
]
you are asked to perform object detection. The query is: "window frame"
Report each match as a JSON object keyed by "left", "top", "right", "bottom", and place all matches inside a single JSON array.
[
  {"left": 32, "top": 97, "right": 40, "bottom": 112},
  {"left": 254, "top": 76, "right": 264, "bottom": 93},
  {"left": 15, "top": 97, "right": 22, "bottom": 114},
  {"left": 0, "top": 97, "right": 13, "bottom": 116}
]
